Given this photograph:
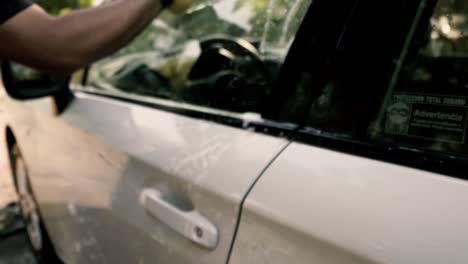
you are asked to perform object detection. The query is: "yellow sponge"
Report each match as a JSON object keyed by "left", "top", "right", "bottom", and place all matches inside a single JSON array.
[{"left": 168, "top": 0, "right": 193, "bottom": 14}]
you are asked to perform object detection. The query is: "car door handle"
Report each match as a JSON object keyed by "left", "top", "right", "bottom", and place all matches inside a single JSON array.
[{"left": 140, "top": 188, "right": 219, "bottom": 250}]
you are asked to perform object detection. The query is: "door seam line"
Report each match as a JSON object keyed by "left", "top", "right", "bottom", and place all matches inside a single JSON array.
[{"left": 225, "top": 141, "right": 293, "bottom": 264}]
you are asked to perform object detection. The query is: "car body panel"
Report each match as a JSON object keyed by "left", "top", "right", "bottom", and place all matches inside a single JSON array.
[
  {"left": 231, "top": 142, "right": 468, "bottom": 264},
  {"left": 2, "top": 89, "right": 289, "bottom": 263}
]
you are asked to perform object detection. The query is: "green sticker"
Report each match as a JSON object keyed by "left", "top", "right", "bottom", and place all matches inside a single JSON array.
[{"left": 384, "top": 93, "right": 468, "bottom": 143}]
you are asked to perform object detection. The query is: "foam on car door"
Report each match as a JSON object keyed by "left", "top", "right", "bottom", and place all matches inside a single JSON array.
[{"left": 58, "top": 93, "right": 290, "bottom": 263}]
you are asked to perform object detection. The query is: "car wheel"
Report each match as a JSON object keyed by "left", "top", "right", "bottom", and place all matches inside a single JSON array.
[{"left": 9, "top": 144, "right": 62, "bottom": 263}]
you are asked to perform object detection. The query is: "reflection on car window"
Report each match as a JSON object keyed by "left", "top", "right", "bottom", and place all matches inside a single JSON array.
[
  {"left": 303, "top": 0, "right": 468, "bottom": 156},
  {"left": 88, "top": 0, "right": 312, "bottom": 113}
]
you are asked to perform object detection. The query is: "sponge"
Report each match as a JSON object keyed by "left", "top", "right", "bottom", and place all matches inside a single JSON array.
[{"left": 168, "top": 0, "right": 193, "bottom": 14}]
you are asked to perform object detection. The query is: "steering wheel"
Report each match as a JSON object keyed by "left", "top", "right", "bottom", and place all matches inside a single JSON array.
[{"left": 186, "top": 37, "right": 273, "bottom": 112}]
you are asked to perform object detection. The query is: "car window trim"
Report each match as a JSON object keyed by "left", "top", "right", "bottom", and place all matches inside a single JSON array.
[
  {"left": 70, "top": 85, "right": 299, "bottom": 138},
  {"left": 295, "top": 127, "right": 468, "bottom": 181}
]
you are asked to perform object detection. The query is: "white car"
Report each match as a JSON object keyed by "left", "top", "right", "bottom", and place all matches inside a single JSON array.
[{"left": 3, "top": 0, "right": 468, "bottom": 263}]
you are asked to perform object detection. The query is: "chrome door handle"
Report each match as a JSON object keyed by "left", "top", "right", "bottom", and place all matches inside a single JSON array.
[{"left": 140, "top": 188, "right": 219, "bottom": 250}]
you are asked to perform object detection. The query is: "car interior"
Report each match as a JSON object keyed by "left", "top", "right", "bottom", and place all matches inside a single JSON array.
[{"left": 88, "top": 0, "right": 311, "bottom": 113}]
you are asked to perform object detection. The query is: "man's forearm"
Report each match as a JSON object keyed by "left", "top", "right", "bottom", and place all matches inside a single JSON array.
[
  {"left": 52, "top": 0, "right": 163, "bottom": 68},
  {"left": 0, "top": 0, "right": 164, "bottom": 74}
]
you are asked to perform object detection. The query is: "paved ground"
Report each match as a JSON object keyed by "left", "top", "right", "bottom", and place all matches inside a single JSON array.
[
  {"left": 0, "top": 231, "right": 37, "bottom": 264},
  {"left": 0, "top": 176, "right": 38, "bottom": 264},
  {"left": 0, "top": 203, "right": 38, "bottom": 264}
]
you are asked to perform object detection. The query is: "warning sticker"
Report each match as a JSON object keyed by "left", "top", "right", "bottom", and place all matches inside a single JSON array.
[{"left": 384, "top": 93, "right": 468, "bottom": 143}]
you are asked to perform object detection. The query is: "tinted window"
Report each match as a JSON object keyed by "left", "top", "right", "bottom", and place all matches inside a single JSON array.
[
  {"left": 87, "top": 0, "right": 312, "bottom": 113},
  {"left": 302, "top": 0, "right": 468, "bottom": 156}
]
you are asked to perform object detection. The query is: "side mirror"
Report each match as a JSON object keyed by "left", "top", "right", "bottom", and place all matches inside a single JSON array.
[{"left": 1, "top": 61, "right": 69, "bottom": 100}]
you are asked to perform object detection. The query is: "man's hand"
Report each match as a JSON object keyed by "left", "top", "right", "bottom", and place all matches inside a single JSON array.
[{"left": 0, "top": 0, "right": 165, "bottom": 75}]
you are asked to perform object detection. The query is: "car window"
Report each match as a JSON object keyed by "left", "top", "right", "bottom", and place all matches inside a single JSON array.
[
  {"left": 302, "top": 0, "right": 468, "bottom": 156},
  {"left": 87, "top": 0, "right": 312, "bottom": 113}
]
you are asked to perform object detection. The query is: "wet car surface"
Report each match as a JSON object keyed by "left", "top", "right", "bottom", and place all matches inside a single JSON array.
[{"left": 3, "top": 0, "right": 468, "bottom": 263}]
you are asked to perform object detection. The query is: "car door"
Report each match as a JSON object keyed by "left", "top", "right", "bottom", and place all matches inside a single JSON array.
[
  {"left": 3, "top": 0, "right": 313, "bottom": 263},
  {"left": 231, "top": 0, "right": 468, "bottom": 263}
]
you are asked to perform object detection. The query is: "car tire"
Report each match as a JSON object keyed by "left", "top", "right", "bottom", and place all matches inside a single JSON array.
[{"left": 9, "top": 143, "right": 62, "bottom": 264}]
